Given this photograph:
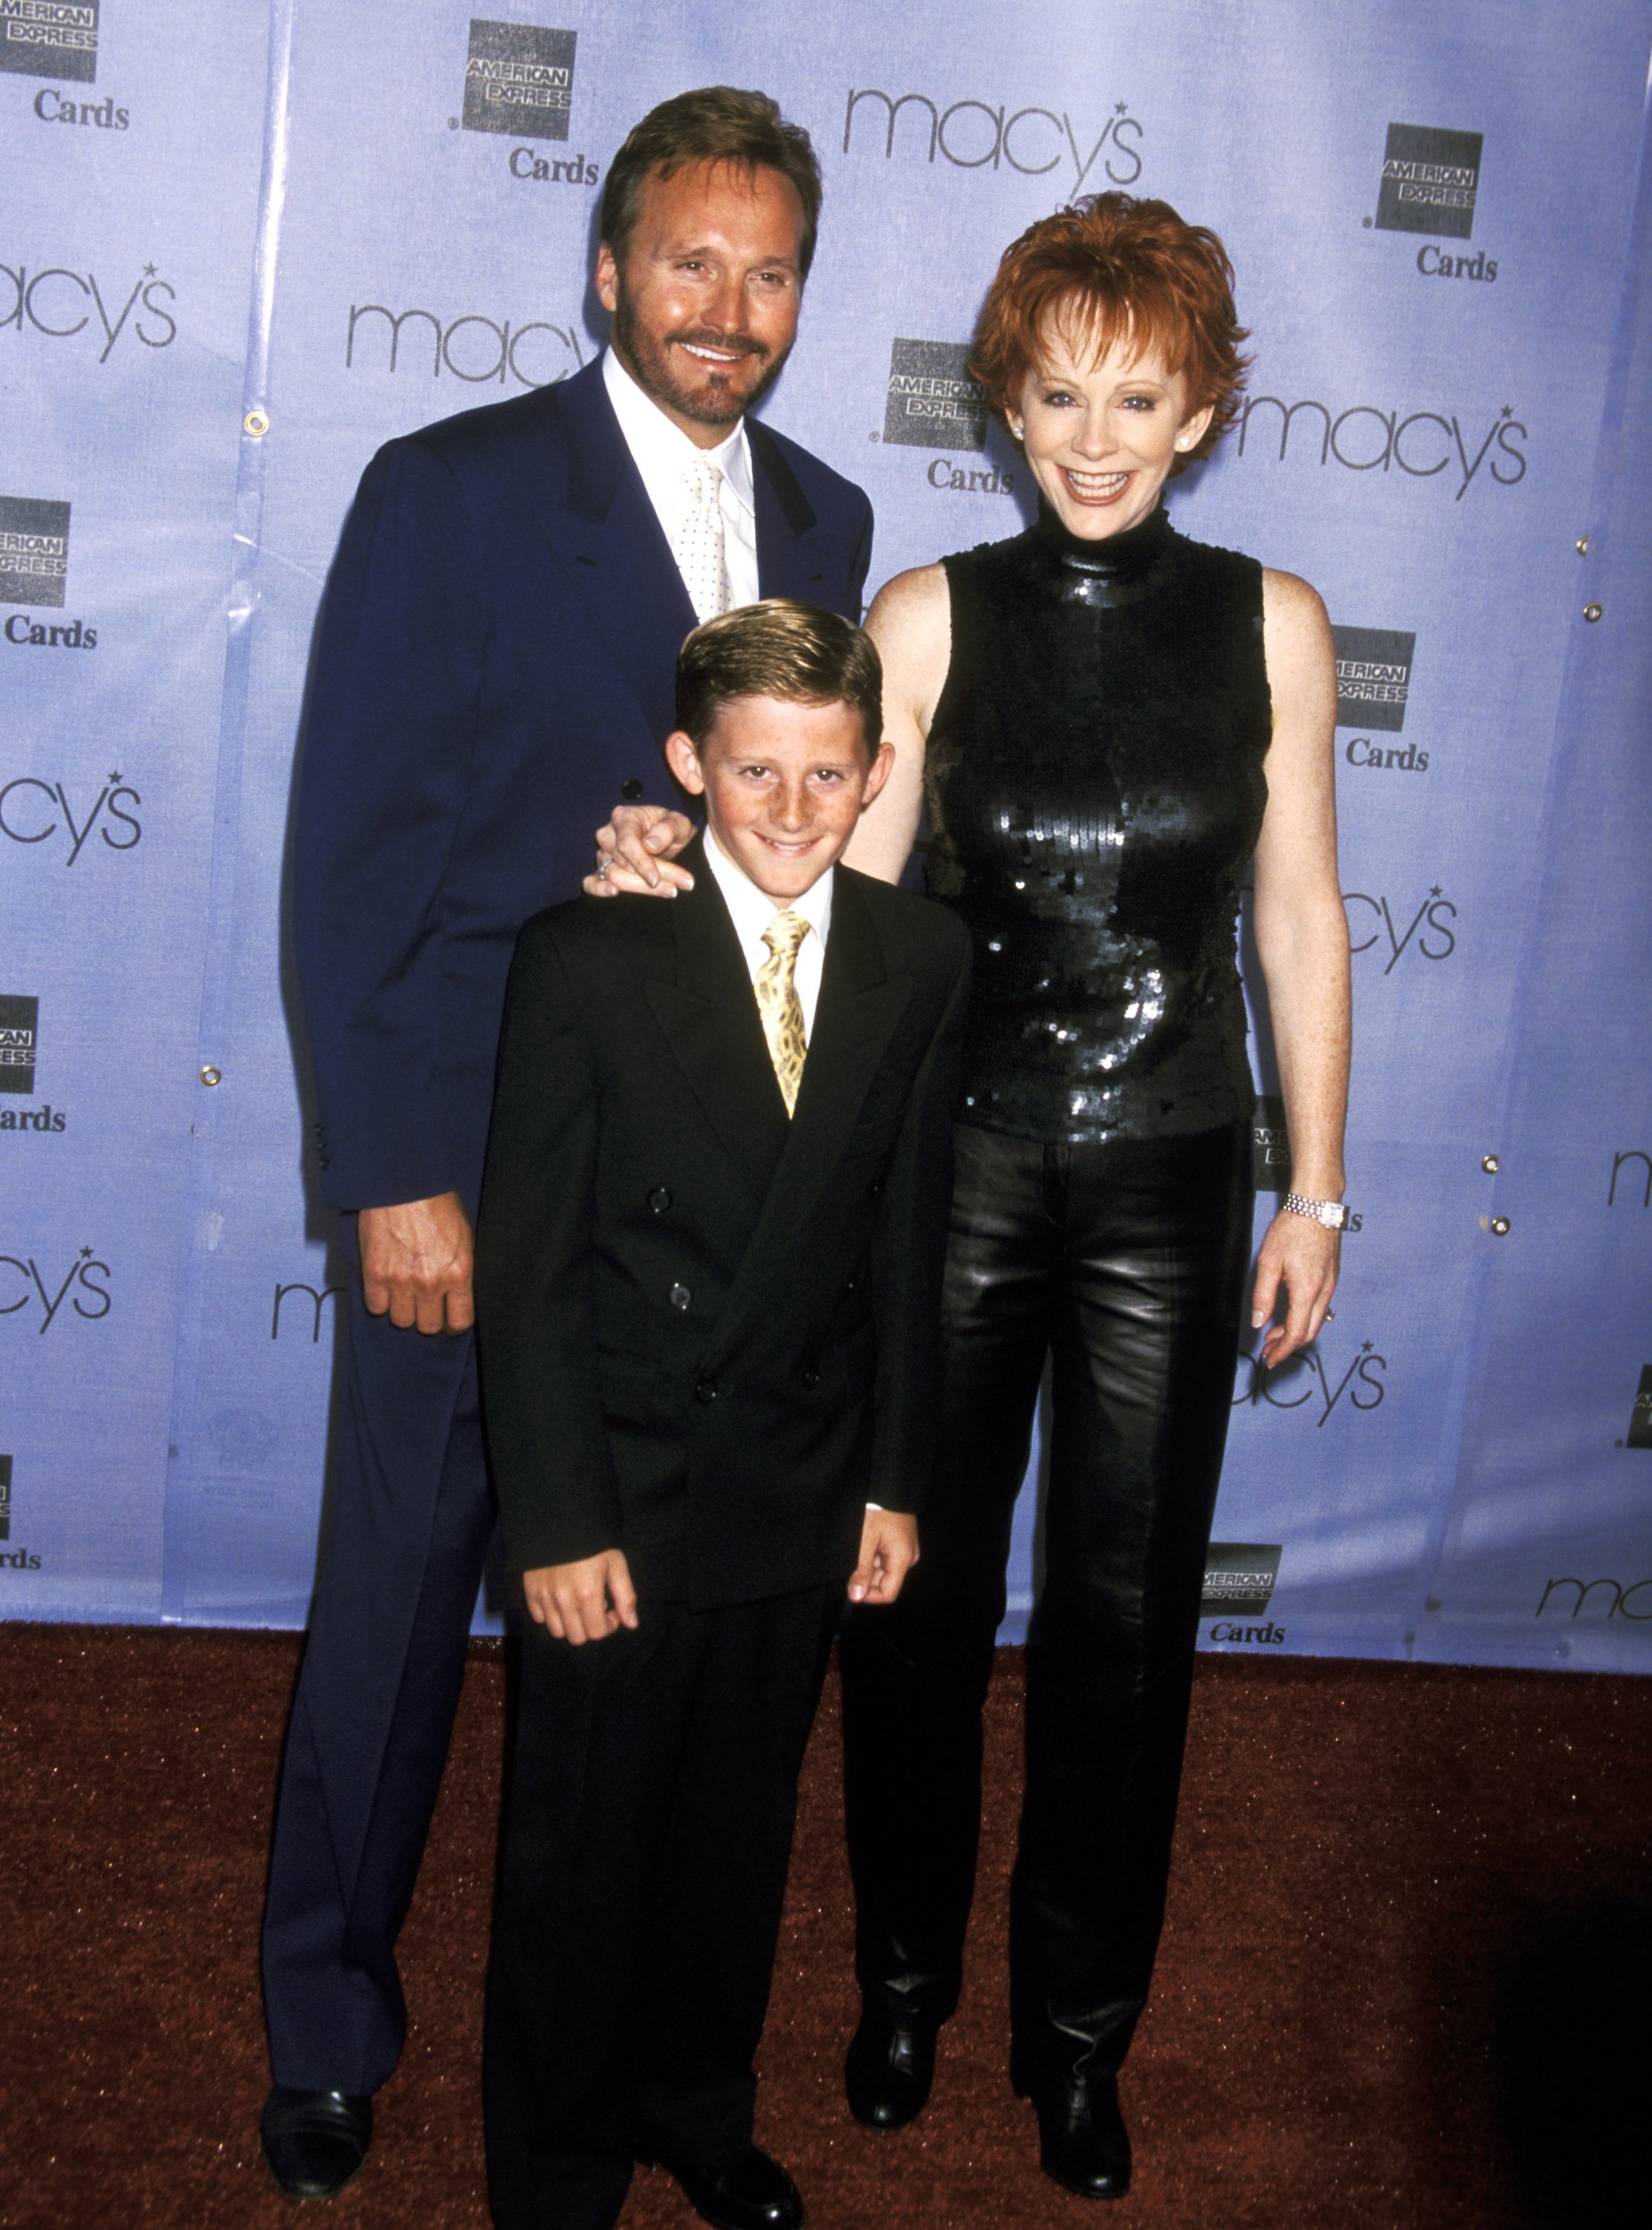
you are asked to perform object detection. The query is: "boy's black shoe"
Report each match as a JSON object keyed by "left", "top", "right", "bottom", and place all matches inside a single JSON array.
[
  {"left": 669, "top": 2145, "right": 806, "bottom": 2230},
  {"left": 260, "top": 2087, "right": 373, "bottom": 2200}
]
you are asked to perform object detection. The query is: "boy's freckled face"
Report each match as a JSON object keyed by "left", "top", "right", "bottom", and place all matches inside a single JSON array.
[{"left": 664, "top": 694, "right": 894, "bottom": 903}]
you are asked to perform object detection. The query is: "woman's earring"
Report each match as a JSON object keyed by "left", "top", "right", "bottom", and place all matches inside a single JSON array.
[{"left": 1009, "top": 421, "right": 1024, "bottom": 443}]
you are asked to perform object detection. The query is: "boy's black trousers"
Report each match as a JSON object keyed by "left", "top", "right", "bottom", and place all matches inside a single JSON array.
[{"left": 485, "top": 1582, "right": 841, "bottom": 2230}]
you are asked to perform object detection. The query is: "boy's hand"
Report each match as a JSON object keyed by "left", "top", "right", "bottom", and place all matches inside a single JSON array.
[
  {"left": 849, "top": 1509, "right": 919, "bottom": 1606},
  {"left": 523, "top": 1550, "right": 639, "bottom": 1644}
]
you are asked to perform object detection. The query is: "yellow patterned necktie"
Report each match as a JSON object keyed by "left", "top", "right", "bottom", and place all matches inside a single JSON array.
[{"left": 755, "top": 910, "right": 811, "bottom": 1116}]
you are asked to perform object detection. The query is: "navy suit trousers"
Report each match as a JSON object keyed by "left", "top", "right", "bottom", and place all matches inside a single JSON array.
[{"left": 262, "top": 1224, "right": 495, "bottom": 2094}]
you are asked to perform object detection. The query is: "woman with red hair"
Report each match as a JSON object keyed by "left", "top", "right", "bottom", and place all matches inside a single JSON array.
[
  {"left": 595, "top": 193, "right": 1349, "bottom": 2202},
  {"left": 835, "top": 191, "right": 1348, "bottom": 2201}
]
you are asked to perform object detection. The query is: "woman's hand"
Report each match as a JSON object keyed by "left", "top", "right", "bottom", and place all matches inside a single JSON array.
[
  {"left": 585, "top": 805, "right": 696, "bottom": 898},
  {"left": 1251, "top": 1209, "right": 1339, "bottom": 1370}
]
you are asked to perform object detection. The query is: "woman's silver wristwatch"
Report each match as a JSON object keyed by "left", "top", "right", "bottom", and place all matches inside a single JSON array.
[{"left": 1281, "top": 1192, "right": 1351, "bottom": 1231}]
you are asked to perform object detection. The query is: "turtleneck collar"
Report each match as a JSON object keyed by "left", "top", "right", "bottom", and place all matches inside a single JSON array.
[{"left": 1031, "top": 497, "right": 1176, "bottom": 607}]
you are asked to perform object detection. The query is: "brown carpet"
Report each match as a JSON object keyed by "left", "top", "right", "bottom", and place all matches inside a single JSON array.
[{"left": 0, "top": 1629, "right": 1648, "bottom": 2229}]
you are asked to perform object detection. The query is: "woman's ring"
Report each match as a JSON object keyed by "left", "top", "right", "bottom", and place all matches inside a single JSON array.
[{"left": 597, "top": 856, "right": 611, "bottom": 879}]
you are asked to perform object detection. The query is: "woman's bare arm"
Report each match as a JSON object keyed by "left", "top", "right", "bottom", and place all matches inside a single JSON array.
[
  {"left": 841, "top": 563, "right": 951, "bottom": 883},
  {"left": 1248, "top": 566, "right": 1351, "bottom": 1368}
]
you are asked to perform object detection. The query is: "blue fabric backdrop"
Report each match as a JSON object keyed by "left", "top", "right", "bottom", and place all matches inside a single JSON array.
[{"left": 3, "top": 0, "right": 1650, "bottom": 1671}]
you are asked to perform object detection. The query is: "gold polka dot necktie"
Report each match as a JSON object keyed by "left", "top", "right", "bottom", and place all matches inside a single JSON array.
[
  {"left": 673, "top": 456, "right": 731, "bottom": 621},
  {"left": 755, "top": 910, "right": 811, "bottom": 1116}
]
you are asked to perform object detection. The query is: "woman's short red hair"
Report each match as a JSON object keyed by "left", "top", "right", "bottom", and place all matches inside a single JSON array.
[{"left": 971, "top": 193, "right": 1250, "bottom": 470}]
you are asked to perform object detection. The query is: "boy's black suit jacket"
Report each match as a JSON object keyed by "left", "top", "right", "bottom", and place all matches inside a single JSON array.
[{"left": 475, "top": 838, "right": 971, "bottom": 1612}]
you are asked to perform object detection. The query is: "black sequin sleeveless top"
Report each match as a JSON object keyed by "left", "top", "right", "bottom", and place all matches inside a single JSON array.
[{"left": 924, "top": 501, "right": 1271, "bottom": 1144}]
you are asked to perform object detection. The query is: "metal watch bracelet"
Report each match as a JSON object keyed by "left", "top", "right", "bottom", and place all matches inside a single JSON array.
[{"left": 1281, "top": 1192, "right": 1351, "bottom": 1231}]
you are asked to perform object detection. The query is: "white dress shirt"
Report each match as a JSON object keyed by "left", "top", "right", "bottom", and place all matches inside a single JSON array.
[
  {"left": 602, "top": 348, "right": 761, "bottom": 615},
  {"left": 702, "top": 831, "right": 832, "bottom": 1044}
]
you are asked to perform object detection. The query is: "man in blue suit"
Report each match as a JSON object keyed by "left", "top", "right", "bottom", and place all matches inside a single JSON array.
[{"left": 260, "top": 86, "right": 874, "bottom": 2205}]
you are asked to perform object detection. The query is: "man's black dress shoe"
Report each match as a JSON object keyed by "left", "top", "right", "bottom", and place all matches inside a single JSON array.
[
  {"left": 260, "top": 2087, "right": 373, "bottom": 2201},
  {"left": 843, "top": 2003, "right": 939, "bottom": 2131},
  {"left": 1033, "top": 2074, "right": 1132, "bottom": 2201},
  {"left": 667, "top": 2145, "right": 805, "bottom": 2230}
]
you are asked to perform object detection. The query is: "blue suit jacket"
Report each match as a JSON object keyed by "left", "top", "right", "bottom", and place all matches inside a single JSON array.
[{"left": 291, "top": 359, "right": 875, "bottom": 1212}]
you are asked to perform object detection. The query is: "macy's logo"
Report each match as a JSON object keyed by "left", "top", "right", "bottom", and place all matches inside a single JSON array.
[
  {"left": 0, "top": 1247, "right": 110, "bottom": 1331},
  {"left": 1232, "top": 1337, "right": 1386, "bottom": 1424},
  {"left": 1, "top": 262, "right": 175, "bottom": 360},
  {"left": 0, "top": 772, "right": 140, "bottom": 862},
  {"left": 842, "top": 88, "right": 1141, "bottom": 193},
  {"left": 1535, "top": 1577, "right": 1652, "bottom": 1623},
  {"left": 1234, "top": 395, "right": 1524, "bottom": 499},
  {"left": 271, "top": 1279, "right": 346, "bottom": 1342},
  {"left": 345, "top": 303, "right": 584, "bottom": 387}
]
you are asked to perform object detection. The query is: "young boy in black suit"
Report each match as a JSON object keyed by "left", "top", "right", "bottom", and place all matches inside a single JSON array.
[{"left": 474, "top": 601, "right": 970, "bottom": 2230}]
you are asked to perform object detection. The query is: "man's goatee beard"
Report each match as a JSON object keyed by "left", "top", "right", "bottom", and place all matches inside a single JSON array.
[{"left": 612, "top": 290, "right": 789, "bottom": 428}]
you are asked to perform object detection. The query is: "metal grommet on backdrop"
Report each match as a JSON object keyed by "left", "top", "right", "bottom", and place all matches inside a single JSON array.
[
  {"left": 200, "top": 1065, "right": 221, "bottom": 1087},
  {"left": 1584, "top": 603, "right": 1603, "bottom": 621},
  {"left": 1481, "top": 1154, "right": 1500, "bottom": 1173},
  {"left": 1575, "top": 536, "right": 1590, "bottom": 555},
  {"left": 244, "top": 408, "right": 270, "bottom": 437},
  {"left": 1491, "top": 1217, "right": 1511, "bottom": 1236}
]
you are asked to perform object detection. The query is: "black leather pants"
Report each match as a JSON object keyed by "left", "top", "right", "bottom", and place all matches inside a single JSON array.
[{"left": 840, "top": 1119, "right": 1252, "bottom": 2095}]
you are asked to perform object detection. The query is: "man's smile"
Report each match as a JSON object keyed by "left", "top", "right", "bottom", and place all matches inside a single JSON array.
[{"left": 679, "top": 340, "right": 750, "bottom": 364}]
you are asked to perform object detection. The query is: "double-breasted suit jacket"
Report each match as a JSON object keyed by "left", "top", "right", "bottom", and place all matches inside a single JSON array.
[
  {"left": 476, "top": 838, "right": 972, "bottom": 1609},
  {"left": 265, "top": 360, "right": 873, "bottom": 2099}
]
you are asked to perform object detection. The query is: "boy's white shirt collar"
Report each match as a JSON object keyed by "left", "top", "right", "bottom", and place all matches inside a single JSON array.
[{"left": 701, "top": 825, "right": 834, "bottom": 952}]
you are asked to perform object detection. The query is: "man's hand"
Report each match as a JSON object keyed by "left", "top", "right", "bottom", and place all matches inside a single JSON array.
[
  {"left": 586, "top": 805, "right": 697, "bottom": 899},
  {"left": 849, "top": 1509, "right": 919, "bottom": 1606},
  {"left": 1251, "top": 1209, "right": 1340, "bottom": 1370},
  {"left": 523, "top": 1550, "right": 639, "bottom": 1644},
  {"left": 358, "top": 1190, "right": 475, "bottom": 1334}
]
